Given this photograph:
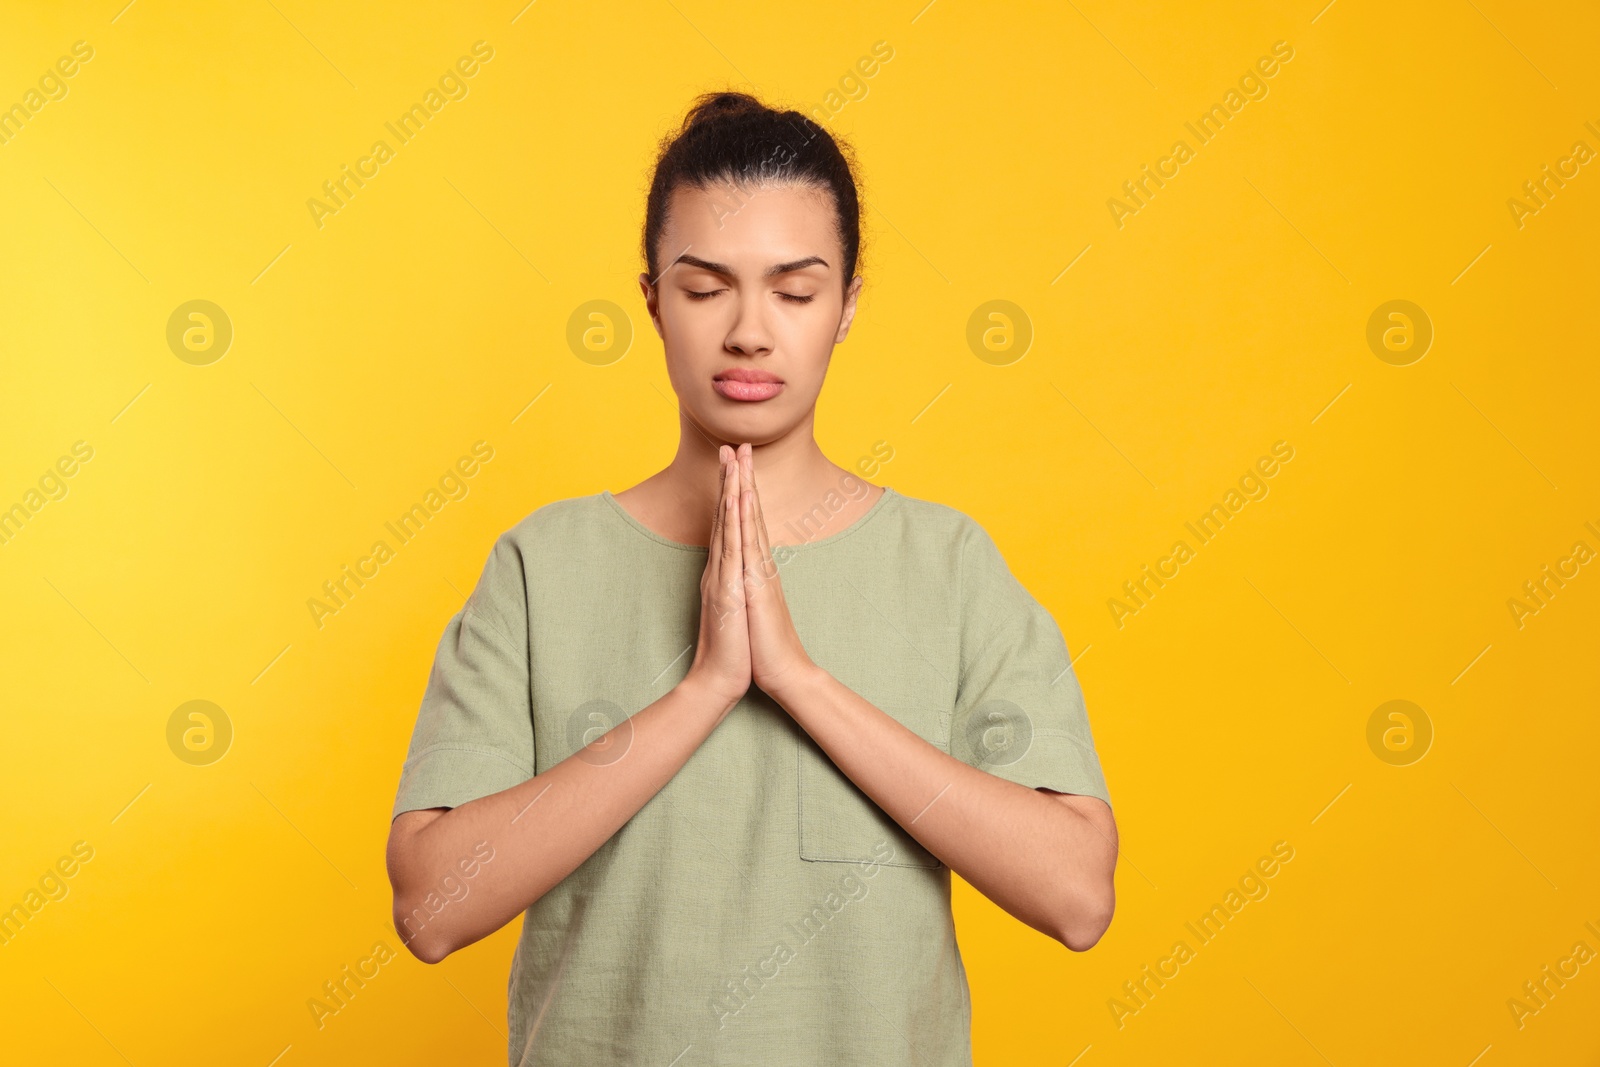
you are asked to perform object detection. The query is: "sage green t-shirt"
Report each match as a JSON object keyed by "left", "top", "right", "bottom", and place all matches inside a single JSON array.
[{"left": 391, "top": 485, "right": 1112, "bottom": 1067}]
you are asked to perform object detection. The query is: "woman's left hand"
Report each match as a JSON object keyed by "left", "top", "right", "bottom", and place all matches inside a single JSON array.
[{"left": 736, "top": 443, "right": 817, "bottom": 700}]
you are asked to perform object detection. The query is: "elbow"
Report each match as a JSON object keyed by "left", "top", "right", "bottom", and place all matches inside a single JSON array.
[
  {"left": 392, "top": 898, "right": 454, "bottom": 965},
  {"left": 406, "top": 935, "right": 453, "bottom": 966},
  {"left": 1056, "top": 886, "right": 1115, "bottom": 952}
]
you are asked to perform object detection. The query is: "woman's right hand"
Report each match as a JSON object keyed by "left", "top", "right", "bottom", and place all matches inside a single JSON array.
[{"left": 684, "top": 445, "right": 752, "bottom": 716}]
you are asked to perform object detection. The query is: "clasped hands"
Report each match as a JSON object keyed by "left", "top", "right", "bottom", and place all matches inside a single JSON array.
[{"left": 687, "top": 443, "right": 817, "bottom": 712}]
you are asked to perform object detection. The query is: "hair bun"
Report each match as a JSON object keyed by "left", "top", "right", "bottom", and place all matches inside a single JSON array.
[{"left": 685, "top": 91, "right": 765, "bottom": 127}]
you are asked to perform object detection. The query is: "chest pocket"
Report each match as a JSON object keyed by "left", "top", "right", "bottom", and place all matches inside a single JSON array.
[{"left": 795, "top": 703, "right": 950, "bottom": 870}]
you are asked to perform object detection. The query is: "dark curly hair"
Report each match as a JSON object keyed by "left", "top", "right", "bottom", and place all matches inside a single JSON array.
[{"left": 642, "top": 90, "right": 865, "bottom": 295}]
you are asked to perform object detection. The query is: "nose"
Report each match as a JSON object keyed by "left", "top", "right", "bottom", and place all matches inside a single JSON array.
[{"left": 724, "top": 290, "right": 773, "bottom": 357}]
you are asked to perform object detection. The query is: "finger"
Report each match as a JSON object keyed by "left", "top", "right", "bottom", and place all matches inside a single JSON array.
[
  {"left": 728, "top": 456, "right": 745, "bottom": 578},
  {"left": 708, "top": 448, "right": 728, "bottom": 553},
  {"left": 712, "top": 457, "right": 744, "bottom": 628},
  {"left": 706, "top": 449, "right": 730, "bottom": 592},
  {"left": 715, "top": 491, "right": 739, "bottom": 621},
  {"left": 726, "top": 460, "right": 747, "bottom": 615},
  {"left": 736, "top": 443, "right": 746, "bottom": 508},
  {"left": 746, "top": 448, "right": 777, "bottom": 579},
  {"left": 721, "top": 450, "right": 740, "bottom": 567},
  {"left": 739, "top": 477, "right": 760, "bottom": 597},
  {"left": 737, "top": 444, "right": 753, "bottom": 558},
  {"left": 739, "top": 445, "right": 772, "bottom": 580}
]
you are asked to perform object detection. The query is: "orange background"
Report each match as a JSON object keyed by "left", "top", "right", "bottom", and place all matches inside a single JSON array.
[{"left": 2, "top": 1, "right": 1597, "bottom": 1063}]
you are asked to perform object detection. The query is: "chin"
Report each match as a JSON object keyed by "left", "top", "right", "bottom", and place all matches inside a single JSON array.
[{"left": 691, "top": 400, "right": 791, "bottom": 444}]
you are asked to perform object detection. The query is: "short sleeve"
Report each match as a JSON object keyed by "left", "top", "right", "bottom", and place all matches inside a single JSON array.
[
  {"left": 950, "top": 521, "right": 1112, "bottom": 809},
  {"left": 390, "top": 532, "right": 536, "bottom": 821}
]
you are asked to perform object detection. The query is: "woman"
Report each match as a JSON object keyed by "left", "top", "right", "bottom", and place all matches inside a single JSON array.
[{"left": 385, "top": 90, "right": 1117, "bottom": 1067}]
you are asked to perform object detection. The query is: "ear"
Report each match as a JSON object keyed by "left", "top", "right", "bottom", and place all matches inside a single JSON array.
[
  {"left": 638, "top": 271, "right": 664, "bottom": 339},
  {"left": 834, "top": 274, "right": 865, "bottom": 344}
]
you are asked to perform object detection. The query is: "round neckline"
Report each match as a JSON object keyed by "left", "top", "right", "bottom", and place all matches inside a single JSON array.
[{"left": 600, "top": 485, "right": 898, "bottom": 553}]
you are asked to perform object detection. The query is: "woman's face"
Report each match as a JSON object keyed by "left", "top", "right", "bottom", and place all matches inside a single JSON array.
[{"left": 640, "top": 179, "right": 863, "bottom": 445}]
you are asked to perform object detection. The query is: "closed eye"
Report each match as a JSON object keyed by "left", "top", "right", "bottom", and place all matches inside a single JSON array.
[{"left": 683, "top": 289, "right": 814, "bottom": 304}]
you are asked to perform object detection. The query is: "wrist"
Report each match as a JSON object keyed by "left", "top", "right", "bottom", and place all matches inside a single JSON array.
[
  {"left": 762, "top": 659, "right": 827, "bottom": 708},
  {"left": 677, "top": 670, "right": 746, "bottom": 720}
]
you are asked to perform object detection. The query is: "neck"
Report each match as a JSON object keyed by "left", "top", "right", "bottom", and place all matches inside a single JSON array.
[{"left": 657, "top": 406, "right": 867, "bottom": 547}]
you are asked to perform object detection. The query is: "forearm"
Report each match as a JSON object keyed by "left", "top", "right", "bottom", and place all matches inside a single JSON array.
[
  {"left": 390, "top": 674, "right": 736, "bottom": 962},
  {"left": 767, "top": 665, "right": 1116, "bottom": 949}
]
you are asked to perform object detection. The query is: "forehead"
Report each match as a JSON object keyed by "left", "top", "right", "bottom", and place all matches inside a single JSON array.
[{"left": 661, "top": 180, "right": 839, "bottom": 269}]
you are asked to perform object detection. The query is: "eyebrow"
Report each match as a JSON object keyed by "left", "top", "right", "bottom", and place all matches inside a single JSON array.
[{"left": 670, "top": 253, "right": 830, "bottom": 278}]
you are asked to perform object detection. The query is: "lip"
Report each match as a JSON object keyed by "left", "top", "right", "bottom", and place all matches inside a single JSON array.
[{"left": 713, "top": 368, "right": 784, "bottom": 403}]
